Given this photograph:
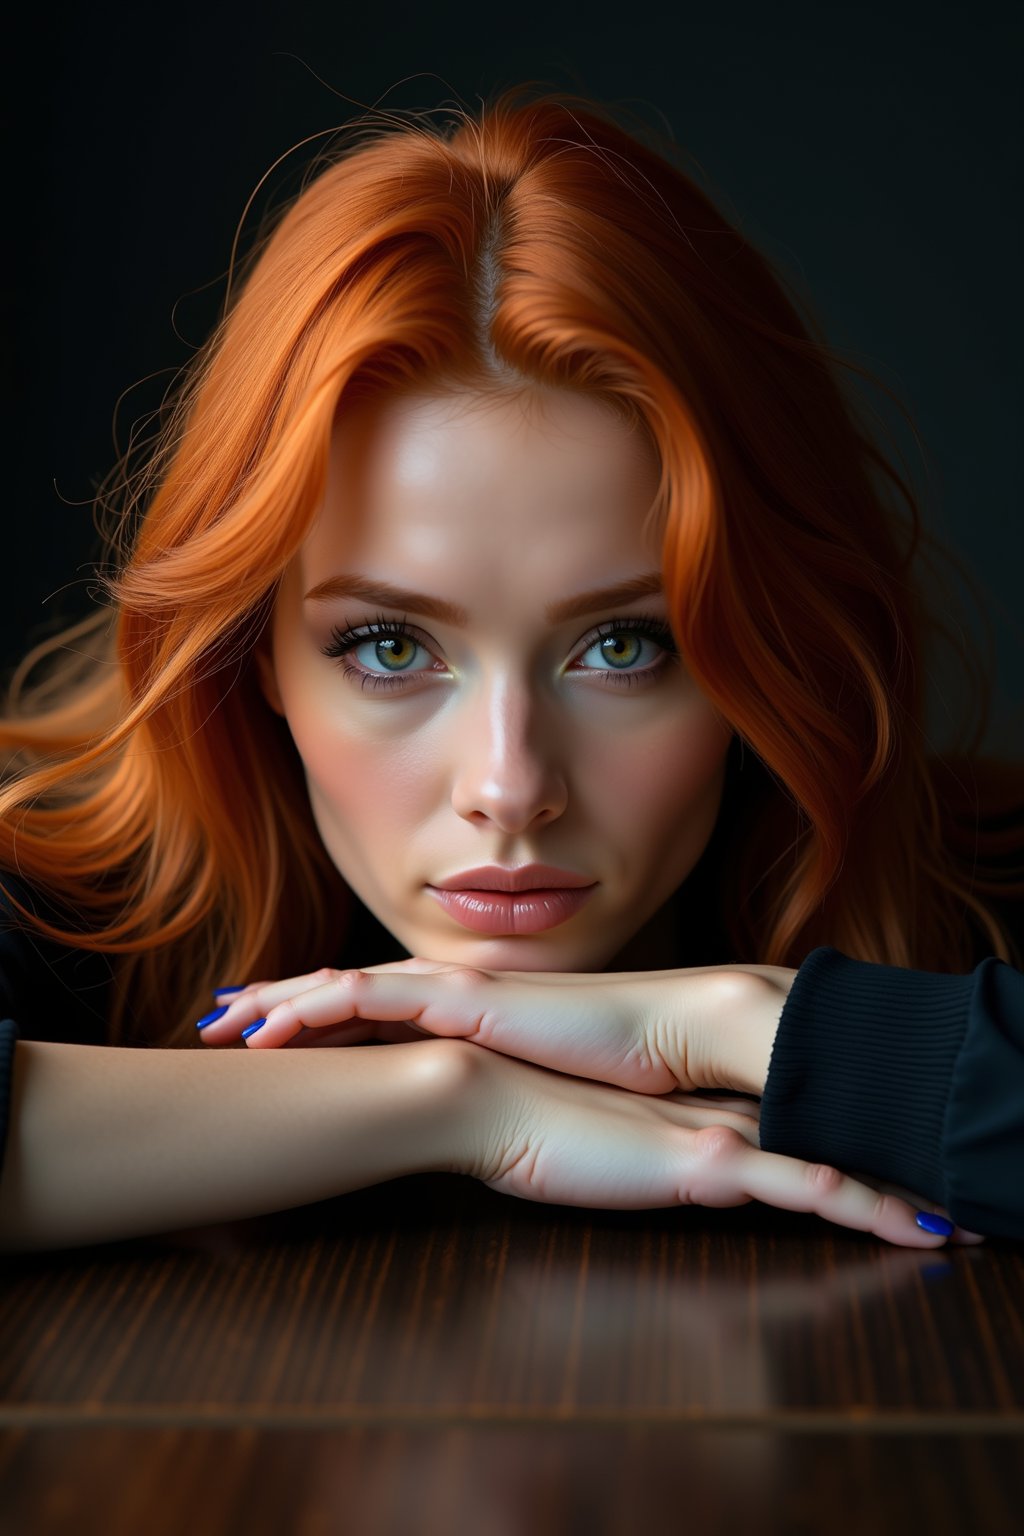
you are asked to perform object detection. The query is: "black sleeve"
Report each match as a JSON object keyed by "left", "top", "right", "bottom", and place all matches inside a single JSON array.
[{"left": 758, "top": 945, "right": 1024, "bottom": 1239}]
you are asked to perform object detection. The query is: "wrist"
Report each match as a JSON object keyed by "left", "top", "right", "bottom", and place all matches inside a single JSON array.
[
  {"left": 710, "top": 968, "right": 797, "bottom": 1095},
  {"left": 394, "top": 1037, "right": 494, "bottom": 1177}
]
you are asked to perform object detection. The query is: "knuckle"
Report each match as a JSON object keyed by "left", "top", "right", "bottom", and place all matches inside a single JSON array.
[
  {"left": 448, "top": 966, "right": 490, "bottom": 988},
  {"left": 324, "top": 968, "right": 362, "bottom": 989},
  {"left": 804, "top": 1161, "right": 844, "bottom": 1197},
  {"left": 871, "top": 1190, "right": 899, "bottom": 1226},
  {"left": 691, "top": 1125, "right": 745, "bottom": 1162},
  {"left": 713, "top": 969, "right": 774, "bottom": 1010}
]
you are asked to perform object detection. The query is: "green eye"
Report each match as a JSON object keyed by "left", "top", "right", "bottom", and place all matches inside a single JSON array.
[
  {"left": 321, "top": 612, "right": 679, "bottom": 693},
  {"left": 366, "top": 633, "right": 419, "bottom": 671},
  {"left": 588, "top": 630, "right": 644, "bottom": 669}
]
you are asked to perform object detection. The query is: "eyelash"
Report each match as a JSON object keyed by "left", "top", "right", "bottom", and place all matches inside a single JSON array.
[{"left": 320, "top": 611, "right": 679, "bottom": 694}]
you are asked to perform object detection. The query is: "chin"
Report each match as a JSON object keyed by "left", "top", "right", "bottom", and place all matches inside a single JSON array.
[{"left": 439, "top": 934, "right": 614, "bottom": 974}]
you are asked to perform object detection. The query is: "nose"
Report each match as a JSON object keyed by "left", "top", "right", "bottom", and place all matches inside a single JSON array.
[{"left": 448, "top": 669, "right": 569, "bottom": 832}]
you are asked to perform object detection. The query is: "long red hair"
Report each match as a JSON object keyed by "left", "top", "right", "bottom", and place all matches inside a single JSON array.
[{"left": 1, "top": 83, "right": 1020, "bottom": 1047}]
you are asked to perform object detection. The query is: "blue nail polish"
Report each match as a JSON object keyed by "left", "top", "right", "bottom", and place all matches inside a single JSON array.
[
  {"left": 915, "top": 1211, "right": 955, "bottom": 1236},
  {"left": 242, "top": 1018, "right": 267, "bottom": 1039},
  {"left": 196, "top": 1005, "right": 230, "bottom": 1030},
  {"left": 213, "top": 985, "right": 245, "bottom": 997}
]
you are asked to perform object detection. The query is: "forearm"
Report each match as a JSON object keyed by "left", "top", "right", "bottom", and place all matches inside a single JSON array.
[{"left": 0, "top": 1037, "right": 463, "bottom": 1254}]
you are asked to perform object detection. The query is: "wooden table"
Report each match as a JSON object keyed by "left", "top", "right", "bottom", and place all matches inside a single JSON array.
[{"left": 1, "top": 1174, "right": 1022, "bottom": 1534}]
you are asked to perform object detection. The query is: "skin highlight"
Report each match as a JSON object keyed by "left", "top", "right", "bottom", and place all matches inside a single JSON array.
[{"left": 256, "top": 384, "right": 735, "bottom": 976}]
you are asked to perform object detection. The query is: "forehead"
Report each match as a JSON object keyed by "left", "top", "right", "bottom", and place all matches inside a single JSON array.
[{"left": 305, "top": 387, "right": 662, "bottom": 573}]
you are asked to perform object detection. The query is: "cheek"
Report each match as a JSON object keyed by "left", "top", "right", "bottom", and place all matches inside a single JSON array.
[
  {"left": 590, "top": 707, "right": 731, "bottom": 825},
  {"left": 282, "top": 674, "right": 433, "bottom": 843}
]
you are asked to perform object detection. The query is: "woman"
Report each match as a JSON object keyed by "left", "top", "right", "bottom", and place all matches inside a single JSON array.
[{"left": 1, "top": 84, "right": 1020, "bottom": 1254}]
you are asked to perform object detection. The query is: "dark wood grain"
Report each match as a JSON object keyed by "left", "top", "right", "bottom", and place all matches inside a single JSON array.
[
  {"left": 2, "top": 1174, "right": 1022, "bottom": 1532},
  {"left": 3, "top": 1175, "right": 1022, "bottom": 1414},
  {"left": 0, "top": 1427, "right": 1022, "bottom": 1535}
]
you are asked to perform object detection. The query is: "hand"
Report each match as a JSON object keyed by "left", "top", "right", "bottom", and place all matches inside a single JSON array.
[
  {"left": 198, "top": 960, "right": 439, "bottom": 1048},
  {"left": 198, "top": 956, "right": 788, "bottom": 1096},
  {"left": 198, "top": 958, "right": 982, "bottom": 1247},
  {"left": 196, "top": 961, "right": 983, "bottom": 1246},
  {"left": 438, "top": 1044, "right": 976, "bottom": 1250}
]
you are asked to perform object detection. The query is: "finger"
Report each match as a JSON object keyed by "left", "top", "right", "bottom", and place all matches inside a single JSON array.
[
  {"left": 283, "top": 1019, "right": 431, "bottom": 1048},
  {"left": 243, "top": 968, "right": 675, "bottom": 1101},
  {"left": 196, "top": 968, "right": 356, "bottom": 1043},
  {"left": 242, "top": 969, "right": 466, "bottom": 1049},
  {"left": 195, "top": 981, "right": 270, "bottom": 1042},
  {"left": 933, "top": 1212, "right": 986, "bottom": 1246},
  {"left": 687, "top": 1128, "right": 960, "bottom": 1249},
  {"left": 198, "top": 962, "right": 454, "bottom": 1046},
  {"left": 886, "top": 1202, "right": 985, "bottom": 1246},
  {"left": 848, "top": 1174, "right": 987, "bottom": 1248},
  {"left": 243, "top": 967, "right": 656, "bottom": 1083},
  {"left": 897, "top": 1197, "right": 985, "bottom": 1245},
  {"left": 671, "top": 1107, "right": 761, "bottom": 1147}
]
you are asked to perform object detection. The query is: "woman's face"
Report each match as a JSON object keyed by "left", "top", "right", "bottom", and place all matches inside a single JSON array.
[{"left": 256, "top": 385, "right": 733, "bottom": 972}]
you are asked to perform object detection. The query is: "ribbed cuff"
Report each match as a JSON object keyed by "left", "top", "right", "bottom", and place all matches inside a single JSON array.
[{"left": 758, "top": 946, "right": 973, "bottom": 1206}]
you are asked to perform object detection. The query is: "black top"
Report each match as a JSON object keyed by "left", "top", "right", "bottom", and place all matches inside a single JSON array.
[
  {"left": 1, "top": 862, "right": 1021, "bottom": 1239},
  {"left": 758, "top": 943, "right": 1023, "bottom": 1239}
]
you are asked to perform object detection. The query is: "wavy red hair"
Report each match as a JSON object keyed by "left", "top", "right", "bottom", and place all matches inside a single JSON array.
[{"left": 1, "top": 82, "right": 1021, "bottom": 1047}]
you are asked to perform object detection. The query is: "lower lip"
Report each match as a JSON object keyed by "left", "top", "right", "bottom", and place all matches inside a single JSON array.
[{"left": 426, "top": 885, "right": 598, "bottom": 935}]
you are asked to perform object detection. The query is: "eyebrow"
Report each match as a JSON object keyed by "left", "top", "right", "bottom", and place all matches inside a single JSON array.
[{"left": 303, "top": 571, "right": 665, "bottom": 625}]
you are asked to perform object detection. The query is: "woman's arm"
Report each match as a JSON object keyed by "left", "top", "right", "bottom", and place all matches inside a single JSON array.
[
  {"left": 198, "top": 967, "right": 971, "bottom": 1247},
  {"left": 0, "top": 1036, "right": 463, "bottom": 1254},
  {"left": 0, "top": 1018, "right": 964, "bottom": 1256}
]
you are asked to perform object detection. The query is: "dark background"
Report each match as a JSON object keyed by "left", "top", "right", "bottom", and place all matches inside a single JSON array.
[{"left": 7, "top": 0, "right": 1022, "bottom": 753}]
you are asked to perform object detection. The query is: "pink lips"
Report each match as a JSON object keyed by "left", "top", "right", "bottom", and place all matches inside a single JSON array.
[
  {"left": 426, "top": 884, "right": 598, "bottom": 935},
  {"left": 431, "top": 863, "right": 594, "bottom": 893}
]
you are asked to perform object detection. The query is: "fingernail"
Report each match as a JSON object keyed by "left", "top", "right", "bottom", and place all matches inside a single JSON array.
[
  {"left": 196, "top": 1005, "right": 230, "bottom": 1030},
  {"left": 242, "top": 1018, "right": 267, "bottom": 1039},
  {"left": 915, "top": 1211, "right": 955, "bottom": 1236},
  {"left": 213, "top": 985, "right": 245, "bottom": 997}
]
